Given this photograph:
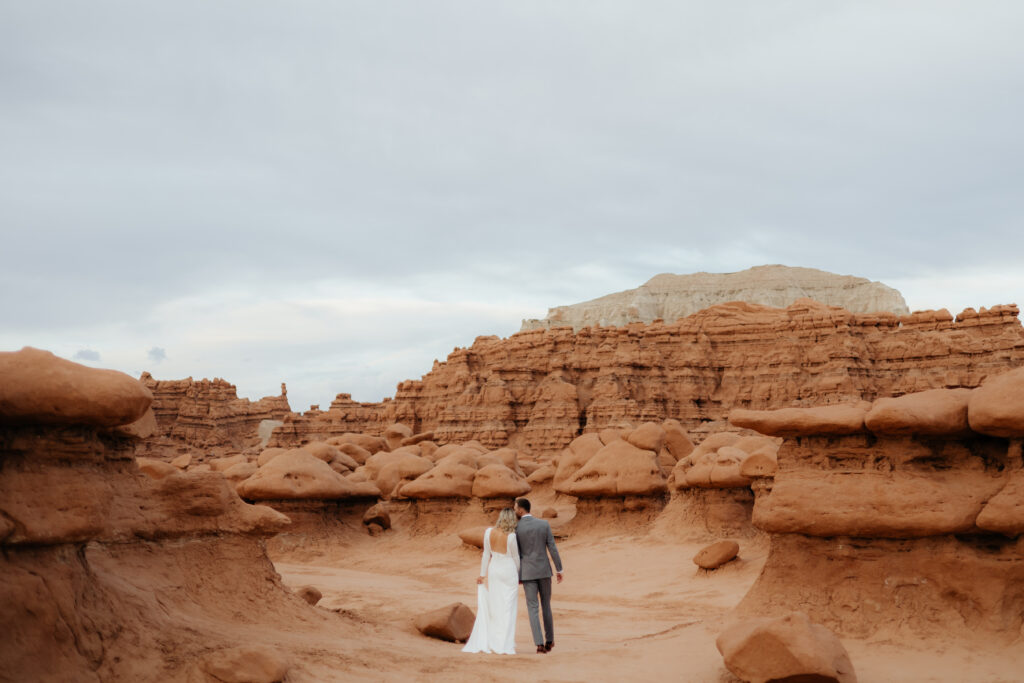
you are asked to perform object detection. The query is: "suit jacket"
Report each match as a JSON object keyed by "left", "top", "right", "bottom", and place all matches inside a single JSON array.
[{"left": 516, "top": 514, "right": 562, "bottom": 581}]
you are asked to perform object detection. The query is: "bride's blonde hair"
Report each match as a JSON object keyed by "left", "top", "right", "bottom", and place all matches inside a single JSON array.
[{"left": 496, "top": 508, "right": 517, "bottom": 533}]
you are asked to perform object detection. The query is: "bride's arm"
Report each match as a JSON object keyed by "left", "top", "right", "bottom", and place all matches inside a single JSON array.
[
  {"left": 509, "top": 533, "right": 521, "bottom": 574},
  {"left": 479, "top": 528, "right": 492, "bottom": 580}
]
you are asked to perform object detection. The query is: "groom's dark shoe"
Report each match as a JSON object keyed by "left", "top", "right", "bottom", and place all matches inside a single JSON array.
[
  {"left": 544, "top": 641, "right": 554, "bottom": 652},
  {"left": 536, "top": 645, "right": 547, "bottom": 654}
]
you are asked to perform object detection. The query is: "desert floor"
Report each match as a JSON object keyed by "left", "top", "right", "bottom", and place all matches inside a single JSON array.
[{"left": 269, "top": 497, "right": 1024, "bottom": 682}]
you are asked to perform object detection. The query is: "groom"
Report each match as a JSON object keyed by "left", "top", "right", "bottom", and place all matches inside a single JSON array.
[{"left": 514, "top": 498, "right": 563, "bottom": 654}]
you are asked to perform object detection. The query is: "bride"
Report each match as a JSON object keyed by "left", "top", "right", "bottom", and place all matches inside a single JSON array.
[{"left": 462, "top": 508, "right": 521, "bottom": 655}]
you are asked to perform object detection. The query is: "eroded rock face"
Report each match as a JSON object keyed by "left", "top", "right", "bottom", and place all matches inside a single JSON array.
[
  {"left": 269, "top": 301, "right": 1024, "bottom": 457},
  {"left": 522, "top": 264, "right": 908, "bottom": 331},
  {"left": 716, "top": 612, "right": 857, "bottom": 683}
]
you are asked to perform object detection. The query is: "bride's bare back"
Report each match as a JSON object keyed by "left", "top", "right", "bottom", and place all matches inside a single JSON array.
[{"left": 490, "top": 528, "right": 509, "bottom": 554}]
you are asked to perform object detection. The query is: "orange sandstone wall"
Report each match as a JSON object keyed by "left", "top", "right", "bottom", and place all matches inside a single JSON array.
[{"left": 274, "top": 301, "right": 1024, "bottom": 455}]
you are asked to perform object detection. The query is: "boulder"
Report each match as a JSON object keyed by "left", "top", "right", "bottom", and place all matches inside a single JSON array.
[
  {"left": 400, "top": 456, "right": 476, "bottom": 498},
  {"left": 865, "top": 388, "right": 973, "bottom": 435},
  {"left": 488, "top": 447, "right": 524, "bottom": 476},
  {"left": 738, "top": 449, "right": 778, "bottom": 478},
  {"left": 716, "top": 612, "right": 857, "bottom": 683},
  {"left": 199, "top": 646, "right": 289, "bottom": 683},
  {"left": 471, "top": 464, "right": 531, "bottom": 498},
  {"left": 562, "top": 439, "right": 667, "bottom": 497},
  {"left": 976, "top": 471, "right": 1024, "bottom": 536},
  {"left": 362, "top": 503, "right": 392, "bottom": 530},
  {"left": 458, "top": 526, "right": 487, "bottom": 548},
  {"left": 527, "top": 463, "right": 556, "bottom": 484},
  {"left": 729, "top": 403, "right": 871, "bottom": 436},
  {"left": 170, "top": 453, "right": 192, "bottom": 469},
  {"left": 222, "top": 462, "right": 258, "bottom": 486},
  {"left": 414, "top": 603, "right": 476, "bottom": 643},
  {"left": 625, "top": 421, "right": 666, "bottom": 452},
  {"left": 332, "top": 441, "right": 372, "bottom": 465},
  {"left": 256, "top": 448, "right": 287, "bottom": 467},
  {"left": 366, "top": 452, "right": 434, "bottom": 498},
  {"left": 0, "top": 347, "right": 153, "bottom": 427},
  {"left": 598, "top": 427, "right": 625, "bottom": 445},
  {"left": 663, "top": 419, "right": 695, "bottom": 460},
  {"left": 384, "top": 423, "right": 414, "bottom": 450},
  {"left": 237, "top": 449, "right": 381, "bottom": 500},
  {"left": 136, "top": 457, "right": 179, "bottom": 480},
  {"left": 693, "top": 540, "right": 739, "bottom": 569},
  {"left": 209, "top": 454, "right": 247, "bottom": 472},
  {"left": 302, "top": 441, "right": 343, "bottom": 463},
  {"left": 553, "top": 433, "right": 603, "bottom": 490},
  {"left": 326, "top": 433, "right": 387, "bottom": 456},
  {"left": 968, "top": 367, "right": 1024, "bottom": 437},
  {"left": 295, "top": 585, "right": 322, "bottom": 606},
  {"left": 401, "top": 431, "right": 435, "bottom": 447}
]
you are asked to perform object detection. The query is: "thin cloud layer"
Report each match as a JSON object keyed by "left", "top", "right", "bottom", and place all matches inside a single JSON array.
[{"left": 2, "top": 2, "right": 1022, "bottom": 410}]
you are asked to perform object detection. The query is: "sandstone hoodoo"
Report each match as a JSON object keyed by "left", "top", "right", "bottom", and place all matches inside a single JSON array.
[
  {"left": 521, "top": 264, "right": 909, "bottom": 331},
  {"left": 733, "top": 369, "right": 1024, "bottom": 641},
  {"left": 0, "top": 350, "right": 344, "bottom": 682}
]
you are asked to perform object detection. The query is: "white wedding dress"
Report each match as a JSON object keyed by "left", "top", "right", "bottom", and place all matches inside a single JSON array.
[{"left": 462, "top": 528, "right": 521, "bottom": 655}]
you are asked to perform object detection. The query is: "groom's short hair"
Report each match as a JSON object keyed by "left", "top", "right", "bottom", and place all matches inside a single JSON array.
[{"left": 515, "top": 498, "right": 531, "bottom": 512}]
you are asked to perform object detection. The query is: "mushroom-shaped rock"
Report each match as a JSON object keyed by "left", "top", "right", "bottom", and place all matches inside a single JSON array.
[
  {"left": 237, "top": 449, "right": 381, "bottom": 500},
  {"left": 976, "top": 471, "right": 1024, "bottom": 536},
  {"left": 458, "top": 526, "right": 487, "bottom": 548},
  {"left": 362, "top": 503, "right": 392, "bottom": 530},
  {"left": 295, "top": 585, "right": 322, "bottom": 606},
  {"left": 729, "top": 403, "right": 870, "bottom": 436},
  {"left": 865, "top": 388, "right": 972, "bottom": 435},
  {"left": 199, "top": 646, "right": 289, "bottom": 683},
  {"left": 694, "top": 540, "right": 739, "bottom": 569},
  {"left": 400, "top": 456, "right": 477, "bottom": 498},
  {"left": 384, "top": 423, "right": 414, "bottom": 450},
  {"left": 415, "top": 603, "right": 476, "bottom": 643},
  {"left": 0, "top": 347, "right": 153, "bottom": 427},
  {"left": 303, "top": 441, "right": 343, "bottom": 463},
  {"left": 136, "top": 457, "right": 179, "bottom": 480},
  {"left": 625, "top": 421, "right": 666, "bottom": 452},
  {"left": 663, "top": 419, "right": 695, "bottom": 460},
  {"left": 563, "top": 439, "right": 667, "bottom": 497},
  {"left": 487, "top": 447, "right": 524, "bottom": 476},
  {"left": 716, "top": 612, "right": 857, "bottom": 683},
  {"left": 114, "top": 406, "right": 158, "bottom": 439},
  {"left": 553, "top": 433, "right": 603, "bottom": 491},
  {"left": 472, "top": 464, "right": 530, "bottom": 498},
  {"left": 968, "top": 367, "right": 1024, "bottom": 437},
  {"left": 365, "top": 451, "right": 434, "bottom": 498}
]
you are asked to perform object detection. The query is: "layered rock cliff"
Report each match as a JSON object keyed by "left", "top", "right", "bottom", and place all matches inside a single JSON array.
[
  {"left": 273, "top": 300, "right": 1024, "bottom": 457},
  {"left": 136, "top": 374, "right": 291, "bottom": 458},
  {"left": 521, "top": 264, "right": 910, "bottom": 331}
]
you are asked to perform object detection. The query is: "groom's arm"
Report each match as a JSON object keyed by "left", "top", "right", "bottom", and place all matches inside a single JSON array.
[{"left": 545, "top": 523, "right": 563, "bottom": 574}]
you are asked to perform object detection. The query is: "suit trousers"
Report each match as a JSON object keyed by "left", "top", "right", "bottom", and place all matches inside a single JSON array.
[{"left": 522, "top": 577, "right": 553, "bottom": 646}]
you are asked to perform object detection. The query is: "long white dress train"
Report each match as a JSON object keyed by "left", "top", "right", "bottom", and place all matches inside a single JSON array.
[{"left": 462, "top": 528, "right": 520, "bottom": 655}]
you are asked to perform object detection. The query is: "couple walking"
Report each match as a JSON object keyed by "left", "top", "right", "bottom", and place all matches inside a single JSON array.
[{"left": 462, "top": 498, "right": 563, "bottom": 655}]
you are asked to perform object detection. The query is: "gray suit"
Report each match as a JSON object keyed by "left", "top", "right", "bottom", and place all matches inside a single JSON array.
[{"left": 516, "top": 514, "right": 563, "bottom": 647}]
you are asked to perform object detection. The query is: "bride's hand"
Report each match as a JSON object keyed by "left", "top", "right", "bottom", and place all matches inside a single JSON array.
[{"left": 476, "top": 576, "right": 485, "bottom": 585}]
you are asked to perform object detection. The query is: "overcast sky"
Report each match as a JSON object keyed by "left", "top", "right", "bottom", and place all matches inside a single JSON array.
[{"left": 3, "top": 1, "right": 1023, "bottom": 411}]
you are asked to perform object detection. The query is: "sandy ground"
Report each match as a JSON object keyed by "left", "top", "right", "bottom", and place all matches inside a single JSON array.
[{"left": 267, "top": 503, "right": 1024, "bottom": 683}]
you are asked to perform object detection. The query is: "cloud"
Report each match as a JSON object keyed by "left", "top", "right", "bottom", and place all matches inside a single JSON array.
[
  {"left": 147, "top": 346, "right": 166, "bottom": 363},
  {"left": 73, "top": 349, "right": 101, "bottom": 362}
]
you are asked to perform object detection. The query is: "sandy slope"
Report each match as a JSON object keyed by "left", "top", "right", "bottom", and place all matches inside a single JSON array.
[{"left": 271, "top": 501, "right": 1024, "bottom": 683}]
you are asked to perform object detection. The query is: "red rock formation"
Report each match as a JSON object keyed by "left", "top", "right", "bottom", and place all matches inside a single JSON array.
[
  {"left": 272, "top": 301, "right": 1024, "bottom": 457},
  {"left": 137, "top": 374, "right": 291, "bottom": 457},
  {"left": 0, "top": 351, "right": 342, "bottom": 682},
  {"left": 733, "top": 370, "right": 1024, "bottom": 641}
]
